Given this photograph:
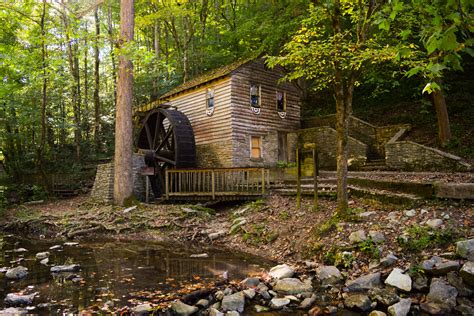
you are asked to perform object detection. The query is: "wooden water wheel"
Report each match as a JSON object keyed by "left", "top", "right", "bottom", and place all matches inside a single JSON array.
[{"left": 137, "top": 108, "right": 196, "bottom": 197}]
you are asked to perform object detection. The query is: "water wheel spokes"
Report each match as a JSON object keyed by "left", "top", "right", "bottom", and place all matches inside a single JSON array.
[{"left": 137, "top": 108, "right": 197, "bottom": 198}]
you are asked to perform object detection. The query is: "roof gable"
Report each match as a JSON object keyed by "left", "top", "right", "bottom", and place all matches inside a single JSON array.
[{"left": 160, "top": 56, "right": 257, "bottom": 99}]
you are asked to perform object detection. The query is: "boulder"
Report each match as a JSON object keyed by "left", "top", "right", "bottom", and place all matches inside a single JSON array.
[
  {"left": 422, "top": 256, "right": 460, "bottom": 276},
  {"left": 459, "top": 261, "right": 474, "bottom": 287},
  {"left": 4, "top": 293, "right": 36, "bottom": 306},
  {"left": 225, "top": 311, "right": 239, "bottom": 316},
  {"left": 446, "top": 271, "right": 473, "bottom": 297},
  {"left": 131, "top": 303, "right": 153, "bottom": 316},
  {"left": 208, "top": 231, "right": 226, "bottom": 240},
  {"left": 5, "top": 266, "right": 28, "bottom": 280},
  {"left": 425, "top": 278, "right": 458, "bottom": 313},
  {"left": 240, "top": 277, "right": 260, "bottom": 288},
  {"left": 221, "top": 292, "right": 245, "bottom": 313},
  {"left": 0, "top": 308, "right": 27, "bottom": 315},
  {"left": 50, "top": 264, "right": 80, "bottom": 273},
  {"left": 346, "top": 272, "right": 382, "bottom": 292},
  {"left": 273, "top": 278, "right": 313, "bottom": 295},
  {"left": 254, "top": 305, "right": 269, "bottom": 313},
  {"left": 387, "top": 298, "right": 411, "bottom": 316},
  {"left": 171, "top": 301, "right": 198, "bottom": 315},
  {"left": 317, "top": 266, "right": 343, "bottom": 286},
  {"left": 385, "top": 268, "right": 412, "bottom": 292},
  {"left": 49, "top": 245, "right": 62, "bottom": 250},
  {"left": 268, "top": 264, "right": 294, "bottom": 279},
  {"left": 35, "top": 252, "right": 49, "bottom": 260},
  {"left": 243, "top": 289, "right": 255, "bottom": 300},
  {"left": 380, "top": 254, "right": 398, "bottom": 267},
  {"left": 369, "top": 231, "right": 386, "bottom": 243},
  {"left": 456, "top": 239, "right": 474, "bottom": 260},
  {"left": 349, "top": 230, "right": 367, "bottom": 244},
  {"left": 456, "top": 304, "right": 474, "bottom": 316},
  {"left": 196, "top": 299, "right": 209, "bottom": 308},
  {"left": 369, "top": 288, "right": 399, "bottom": 306},
  {"left": 344, "top": 294, "right": 372, "bottom": 312},
  {"left": 270, "top": 298, "right": 290, "bottom": 309},
  {"left": 411, "top": 274, "right": 429, "bottom": 291},
  {"left": 299, "top": 294, "right": 316, "bottom": 309},
  {"left": 425, "top": 219, "right": 443, "bottom": 229},
  {"left": 403, "top": 209, "right": 416, "bottom": 217},
  {"left": 208, "top": 308, "right": 224, "bottom": 316},
  {"left": 369, "top": 311, "right": 387, "bottom": 316}
]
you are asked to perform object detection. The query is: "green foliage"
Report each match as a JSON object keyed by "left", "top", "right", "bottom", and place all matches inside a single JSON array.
[
  {"left": 396, "top": 224, "right": 454, "bottom": 252},
  {"left": 358, "top": 238, "right": 381, "bottom": 259},
  {"left": 242, "top": 223, "right": 278, "bottom": 245},
  {"left": 278, "top": 211, "right": 290, "bottom": 220},
  {"left": 324, "top": 246, "right": 355, "bottom": 268}
]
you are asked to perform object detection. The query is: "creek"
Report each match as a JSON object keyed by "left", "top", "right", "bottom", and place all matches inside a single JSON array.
[{"left": 0, "top": 235, "right": 274, "bottom": 314}]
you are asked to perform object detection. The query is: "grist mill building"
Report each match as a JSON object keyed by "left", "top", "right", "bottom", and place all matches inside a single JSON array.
[{"left": 137, "top": 57, "right": 301, "bottom": 168}]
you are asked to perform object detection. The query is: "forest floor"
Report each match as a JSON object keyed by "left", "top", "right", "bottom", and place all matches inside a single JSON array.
[{"left": 1, "top": 194, "right": 472, "bottom": 270}]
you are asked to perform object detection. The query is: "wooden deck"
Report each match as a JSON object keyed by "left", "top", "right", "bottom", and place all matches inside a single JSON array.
[{"left": 164, "top": 167, "right": 270, "bottom": 201}]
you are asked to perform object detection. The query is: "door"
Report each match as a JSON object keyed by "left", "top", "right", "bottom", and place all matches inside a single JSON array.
[{"left": 278, "top": 132, "right": 288, "bottom": 162}]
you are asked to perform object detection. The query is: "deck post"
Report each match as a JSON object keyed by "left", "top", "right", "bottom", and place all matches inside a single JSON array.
[
  {"left": 296, "top": 145, "right": 301, "bottom": 209},
  {"left": 145, "top": 176, "right": 149, "bottom": 203},
  {"left": 165, "top": 170, "right": 169, "bottom": 200},
  {"left": 261, "top": 168, "right": 265, "bottom": 195},
  {"left": 313, "top": 147, "right": 318, "bottom": 208},
  {"left": 211, "top": 170, "right": 215, "bottom": 200}
]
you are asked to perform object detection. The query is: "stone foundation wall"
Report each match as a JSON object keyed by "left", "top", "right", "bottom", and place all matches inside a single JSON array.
[
  {"left": 299, "top": 127, "right": 367, "bottom": 169},
  {"left": 233, "top": 132, "right": 279, "bottom": 168},
  {"left": 90, "top": 154, "right": 149, "bottom": 203},
  {"left": 196, "top": 141, "right": 233, "bottom": 168},
  {"left": 385, "top": 140, "right": 471, "bottom": 172}
]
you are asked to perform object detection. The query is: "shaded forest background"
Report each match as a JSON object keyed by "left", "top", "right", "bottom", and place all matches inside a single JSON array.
[{"left": 0, "top": 0, "right": 472, "bottom": 199}]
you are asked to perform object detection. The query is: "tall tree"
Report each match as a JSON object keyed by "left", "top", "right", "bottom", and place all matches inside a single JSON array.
[
  {"left": 114, "top": 0, "right": 135, "bottom": 206},
  {"left": 94, "top": 6, "right": 101, "bottom": 152},
  {"left": 387, "top": 0, "right": 473, "bottom": 147},
  {"left": 268, "top": 1, "right": 395, "bottom": 216}
]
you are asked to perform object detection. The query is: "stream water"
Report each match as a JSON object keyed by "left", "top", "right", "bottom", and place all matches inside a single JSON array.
[{"left": 0, "top": 235, "right": 274, "bottom": 314}]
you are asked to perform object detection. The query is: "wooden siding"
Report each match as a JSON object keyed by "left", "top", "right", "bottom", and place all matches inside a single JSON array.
[
  {"left": 230, "top": 60, "right": 301, "bottom": 167},
  {"left": 166, "top": 77, "right": 233, "bottom": 145}
]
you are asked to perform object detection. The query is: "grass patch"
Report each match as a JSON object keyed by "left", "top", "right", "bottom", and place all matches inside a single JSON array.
[{"left": 396, "top": 224, "right": 455, "bottom": 252}]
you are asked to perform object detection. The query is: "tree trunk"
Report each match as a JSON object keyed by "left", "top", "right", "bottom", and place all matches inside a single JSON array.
[
  {"left": 332, "top": 0, "right": 350, "bottom": 217},
  {"left": 114, "top": 0, "right": 134, "bottom": 206},
  {"left": 84, "top": 21, "right": 90, "bottom": 142},
  {"left": 94, "top": 6, "right": 101, "bottom": 152},
  {"left": 432, "top": 80, "right": 451, "bottom": 147},
  {"left": 108, "top": 1, "right": 117, "bottom": 106}
]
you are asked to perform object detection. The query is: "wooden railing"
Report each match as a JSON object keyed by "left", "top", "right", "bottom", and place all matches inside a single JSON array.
[{"left": 165, "top": 168, "right": 270, "bottom": 199}]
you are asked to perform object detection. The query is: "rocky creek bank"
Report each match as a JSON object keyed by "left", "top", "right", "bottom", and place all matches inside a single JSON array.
[{"left": 165, "top": 239, "right": 473, "bottom": 316}]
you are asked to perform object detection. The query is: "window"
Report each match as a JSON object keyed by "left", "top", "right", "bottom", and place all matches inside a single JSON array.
[
  {"left": 250, "top": 84, "right": 260, "bottom": 107},
  {"left": 206, "top": 88, "right": 215, "bottom": 116},
  {"left": 250, "top": 136, "right": 262, "bottom": 159},
  {"left": 276, "top": 91, "right": 286, "bottom": 112}
]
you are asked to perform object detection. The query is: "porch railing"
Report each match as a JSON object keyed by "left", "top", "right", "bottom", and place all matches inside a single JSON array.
[{"left": 165, "top": 168, "right": 270, "bottom": 199}]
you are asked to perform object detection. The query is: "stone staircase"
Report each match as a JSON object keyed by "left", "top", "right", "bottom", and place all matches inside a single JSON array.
[{"left": 271, "top": 171, "right": 474, "bottom": 203}]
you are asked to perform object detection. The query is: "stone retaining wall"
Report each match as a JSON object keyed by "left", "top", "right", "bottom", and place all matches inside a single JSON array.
[
  {"left": 299, "top": 127, "right": 367, "bottom": 169},
  {"left": 385, "top": 140, "right": 472, "bottom": 172},
  {"left": 90, "top": 154, "right": 149, "bottom": 203},
  {"left": 302, "top": 114, "right": 410, "bottom": 157}
]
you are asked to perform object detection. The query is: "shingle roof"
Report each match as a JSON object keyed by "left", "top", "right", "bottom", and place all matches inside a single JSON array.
[{"left": 160, "top": 56, "right": 256, "bottom": 99}]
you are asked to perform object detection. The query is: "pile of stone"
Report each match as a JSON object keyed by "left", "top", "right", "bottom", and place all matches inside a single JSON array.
[{"left": 167, "top": 239, "right": 473, "bottom": 315}]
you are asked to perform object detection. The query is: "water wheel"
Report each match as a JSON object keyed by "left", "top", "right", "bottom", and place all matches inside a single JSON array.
[{"left": 137, "top": 108, "right": 196, "bottom": 198}]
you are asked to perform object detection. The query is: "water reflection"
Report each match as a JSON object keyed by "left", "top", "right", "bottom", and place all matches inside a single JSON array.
[{"left": 0, "top": 236, "right": 272, "bottom": 313}]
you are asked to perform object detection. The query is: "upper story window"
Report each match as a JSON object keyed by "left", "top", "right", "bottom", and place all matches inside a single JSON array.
[
  {"left": 250, "top": 84, "right": 261, "bottom": 114},
  {"left": 206, "top": 88, "right": 215, "bottom": 116},
  {"left": 276, "top": 90, "right": 287, "bottom": 118}
]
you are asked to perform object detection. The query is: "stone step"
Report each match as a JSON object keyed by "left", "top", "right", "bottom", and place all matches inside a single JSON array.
[{"left": 272, "top": 184, "right": 420, "bottom": 205}]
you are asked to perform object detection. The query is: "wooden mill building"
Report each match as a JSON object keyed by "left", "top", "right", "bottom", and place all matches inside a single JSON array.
[{"left": 136, "top": 57, "right": 301, "bottom": 168}]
